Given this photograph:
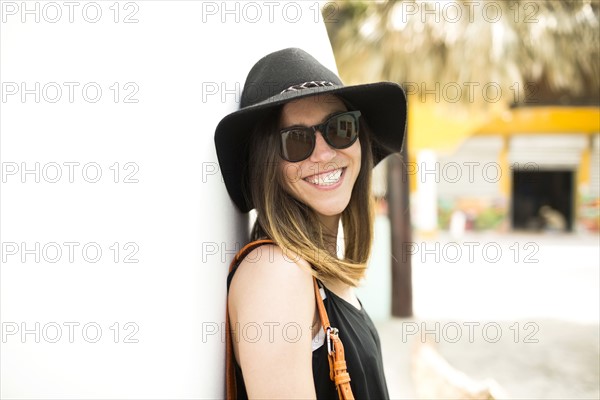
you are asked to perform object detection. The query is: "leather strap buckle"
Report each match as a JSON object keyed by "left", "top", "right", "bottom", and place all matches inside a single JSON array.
[{"left": 326, "top": 326, "right": 339, "bottom": 356}]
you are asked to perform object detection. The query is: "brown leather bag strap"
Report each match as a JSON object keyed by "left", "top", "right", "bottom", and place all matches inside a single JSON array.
[
  {"left": 312, "top": 278, "right": 331, "bottom": 330},
  {"left": 226, "top": 239, "right": 275, "bottom": 400},
  {"left": 225, "top": 301, "right": 236, "bottom": 399},
  {"left": 313, "top": 278, "right": 355, "bottom": 399}
]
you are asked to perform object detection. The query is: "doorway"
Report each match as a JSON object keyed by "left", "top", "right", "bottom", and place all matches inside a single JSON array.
[{"left": 512, "top": 170, "right": 574, "bottom": 231}]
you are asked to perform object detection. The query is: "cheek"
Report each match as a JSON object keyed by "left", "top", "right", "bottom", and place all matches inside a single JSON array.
[{"left": 280, "top": 162, "right": 302, "bottom": 190}]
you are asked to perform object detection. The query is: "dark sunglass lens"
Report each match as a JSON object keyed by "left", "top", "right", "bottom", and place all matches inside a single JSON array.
[
  {"left": 326, "top": 113, "right": 359, "bottom": 148},
  {"left": 281, "top": 129, "right": 314, "bottom": 162}
]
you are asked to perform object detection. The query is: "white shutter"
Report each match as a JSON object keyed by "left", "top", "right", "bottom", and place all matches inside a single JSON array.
[
  {"left": 438, "top": 136, "right": 504, "bottom": 199},
  {"left": 509, "top": 134, "right": 588, "bottom": 170}
]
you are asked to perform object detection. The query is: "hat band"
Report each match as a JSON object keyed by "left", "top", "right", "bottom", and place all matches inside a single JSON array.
[{"left": 280, "top": 81, "right": 336, "bottom": 94}]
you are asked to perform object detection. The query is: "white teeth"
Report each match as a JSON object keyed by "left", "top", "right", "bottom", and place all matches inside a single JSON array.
[{"left": 304, "top": 168, "right": 343, "bottom": 186}]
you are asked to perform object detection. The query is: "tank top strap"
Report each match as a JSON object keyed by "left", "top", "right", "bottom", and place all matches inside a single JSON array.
[{"left": 226, "top": 239, "right": 275, "bottom": 292}]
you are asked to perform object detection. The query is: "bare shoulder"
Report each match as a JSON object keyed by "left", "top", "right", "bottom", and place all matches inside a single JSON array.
[
  {"left": 227, "top": 244, "right": 317, "bottom": 398},
  {"left": 229, "top": 244, "right": 315, "bottom": 317}
]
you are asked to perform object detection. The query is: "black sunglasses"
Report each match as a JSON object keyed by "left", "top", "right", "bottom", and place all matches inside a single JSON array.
[{"left": 279, "top": 111, "right": 362, "bottom": 162}]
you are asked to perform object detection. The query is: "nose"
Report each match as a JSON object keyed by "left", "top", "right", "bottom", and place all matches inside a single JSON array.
[{"left": 309, "top": 130, "right": 336, "bottom": 162}]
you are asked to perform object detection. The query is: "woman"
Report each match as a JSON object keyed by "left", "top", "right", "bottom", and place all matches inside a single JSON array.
[{"left": 215, "top": 48, "right": 407, "bottom": 399}]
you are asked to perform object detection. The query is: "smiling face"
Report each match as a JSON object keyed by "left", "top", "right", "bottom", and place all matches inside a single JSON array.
[{"left": 278, "top": 94, "right": 362, "bottom": 227}]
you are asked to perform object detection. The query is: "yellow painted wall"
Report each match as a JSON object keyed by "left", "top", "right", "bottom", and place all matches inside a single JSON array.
[
  {"left": 580, "top": 144, "right": 591, "bottom": 187},
  {"left": 476, "top": 107, "right": 600, "bottom": 135},
  {"left": 407, "top": 96, "right": 493, "bottom": 153}
]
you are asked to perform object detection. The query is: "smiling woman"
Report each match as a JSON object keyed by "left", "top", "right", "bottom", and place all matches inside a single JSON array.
[{"left": 214, "top": 48, "right": 407, "bottom": 399}]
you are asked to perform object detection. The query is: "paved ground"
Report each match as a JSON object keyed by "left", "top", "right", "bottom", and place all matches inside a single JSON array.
[
  {"left": 361, "top": 228, "right": 600, "bottom": 399},
  {"left": 376, "top": 318, "right": 599, "bottom": 399}
]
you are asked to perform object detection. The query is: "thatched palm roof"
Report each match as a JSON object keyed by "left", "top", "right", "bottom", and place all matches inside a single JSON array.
[{"left": 326, "top": 0, "right": 599, "bottom": 106}]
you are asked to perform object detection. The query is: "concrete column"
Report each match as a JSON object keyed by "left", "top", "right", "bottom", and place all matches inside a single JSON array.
[{"left": 416, "top": 149, "right": 439, "bottom": 233}]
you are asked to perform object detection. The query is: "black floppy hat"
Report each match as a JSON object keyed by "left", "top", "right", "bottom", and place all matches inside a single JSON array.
[{"left": 214, "top": 47, "right": 407, "bottom": 213}]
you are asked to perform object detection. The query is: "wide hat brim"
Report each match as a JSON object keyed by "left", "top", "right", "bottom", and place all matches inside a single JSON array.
[{"left": 215, "top": 81, "right": 407, "bottom": 213}]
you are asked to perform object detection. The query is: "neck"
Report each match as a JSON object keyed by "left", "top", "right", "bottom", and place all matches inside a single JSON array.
[
  {"left": 318, "top": 213, "right": 340, "bottom": 255},
  {"left": 317, "top": 214, "right": 354, "bottom": 293}
]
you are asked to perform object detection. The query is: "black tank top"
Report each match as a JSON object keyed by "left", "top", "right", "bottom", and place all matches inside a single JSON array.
[{"left": 226, "top": 242, "right": 390, "bottom": 399}]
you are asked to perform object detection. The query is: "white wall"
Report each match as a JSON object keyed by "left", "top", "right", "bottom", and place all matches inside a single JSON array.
[{"left": 0, "top": 1, "right": 337, "bottom": 398}]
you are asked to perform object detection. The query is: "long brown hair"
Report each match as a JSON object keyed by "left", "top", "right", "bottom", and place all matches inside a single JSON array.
[{"left": 243, "top": 97, "right": 375, "bottom": 287}]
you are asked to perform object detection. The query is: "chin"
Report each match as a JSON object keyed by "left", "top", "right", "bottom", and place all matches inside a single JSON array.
[
  {"left": 312, "top": 199, "right": 351, "bottom": 218},
  {"left": 315, "top": 208, "right": 345, "bottom": 218}
]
